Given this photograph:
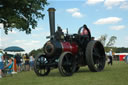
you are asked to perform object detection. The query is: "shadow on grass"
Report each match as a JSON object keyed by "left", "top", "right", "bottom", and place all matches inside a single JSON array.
[
  {"left": 33, "top": 66, "right": 110, "bottom": 78},
  {"left": 43, "top": 67, "right": 104, "bottom": 77}
]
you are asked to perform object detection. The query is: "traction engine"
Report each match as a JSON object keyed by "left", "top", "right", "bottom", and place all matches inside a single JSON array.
[{"left": 34, "top": 8, "right": 106, "bottom": 76}]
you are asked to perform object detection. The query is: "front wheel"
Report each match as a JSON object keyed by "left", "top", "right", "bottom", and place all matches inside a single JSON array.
[
  {"left": 34, "top": 53, "right": 50, "bottom": 76},
  {"left": 58, "top": 52, "right": 76, "bottom": 76},
  {"left": 86, "top": 40, "right": 106, "bottom": 72}
]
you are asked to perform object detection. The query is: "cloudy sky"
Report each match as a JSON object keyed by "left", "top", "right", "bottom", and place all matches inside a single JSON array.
[{"left": 0, "top": 0, "right": 128, "bottom": 53}]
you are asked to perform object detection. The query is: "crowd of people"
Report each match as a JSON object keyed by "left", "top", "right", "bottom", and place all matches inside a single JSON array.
[{"left": 0, "top": 52, "right": 35, "bottom": 78}]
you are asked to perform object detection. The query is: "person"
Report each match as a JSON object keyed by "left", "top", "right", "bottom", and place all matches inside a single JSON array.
[
  {"left": 81, "top": 25, "right": 89, "bottom": 35},
  {"left": 55, "top": 26, "right": 64, "bottom": 41},
  {"left": 15, "top": 54, "right": 22, "bottom": 72},
  {"left": 91, "top": 37, "right": 95, "bottom": 40},
  {"left": 4, "top": 56, "right": 13, "bottom": 74},
  {"left": 81, "top": 28, "right": 88, "bottom": 35},
  {"left": 24, "top": 53, "right": 30, "bottom": 71},
  {"left": 108, "top": 49, "right": 113, "bottom": 65},
  {"left": 29, "top": 54, "right": 35, "bottom": 70},
  {"left": 125, "top": 55, "right": 128, "bottom": 64},
  {"left": 0, "top": 52, "right": 4, "bottom": 78},
  {"left": 21, "top": 54, "right": 25, "bottom": 71}
]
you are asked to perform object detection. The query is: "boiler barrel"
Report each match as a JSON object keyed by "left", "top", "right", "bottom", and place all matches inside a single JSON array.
[{"left": 44, "top": 40, "right": 78, "bottom": 57}]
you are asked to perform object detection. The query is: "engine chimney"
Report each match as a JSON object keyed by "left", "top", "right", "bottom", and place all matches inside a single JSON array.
[{"left": 48, "top": 8, "right": 56, "bottom": 37}]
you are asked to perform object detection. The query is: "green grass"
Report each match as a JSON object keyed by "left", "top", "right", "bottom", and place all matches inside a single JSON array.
[{"left": 0, "top": 61, "right": 128, "bottom": 85}]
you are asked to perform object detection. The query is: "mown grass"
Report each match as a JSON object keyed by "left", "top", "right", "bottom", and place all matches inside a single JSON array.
[{"left": 0, "top": 61, "right": 128, "bottom": 85}]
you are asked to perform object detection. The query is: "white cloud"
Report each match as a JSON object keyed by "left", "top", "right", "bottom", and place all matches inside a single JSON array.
[
  {"left": 0, "top": 36, "right": 12, "bottom": 50},
  {"left": 110, "top": 25, "right": 125, "bottom": 30},
  {"left": 1, "top": 37, "right": 9, "bottom": 42},
  {"left": 86, "top": 0, "right": 104, "bottom": 5},
  {"left": 94, "top": 17, "right": 122, "bottom": 24},
  {"left": 72, "top": 12, "right": 83, "bottom": 18},
  {"left": 104, "top": 0, "right": 125, "bottom": 9},
  {"left": 12, "top": 40, "right": 26, "bottom": 44},
  {"left": 120, "top": 2, "right": 128, "bottom": 9},
  {"left": 11, "top": 40, "right": 41, "bottom": 52},
  {"left": 13, "top": 40, "right": 40, "bottom": 45},
  {"left": 86, "top": 0, "right": 127, "bottom": 9},
  {"left": 31, "top": 40, "right": 40, "bottom": 44},
  {"left": 66, "top": 8, "right": 83, "bottom": 18},
  {"left": 125, "top": 36, "right": 128, "bottom": 41},
  {"left": 66, "top": 8, "right": 79, "bottom": 13}
]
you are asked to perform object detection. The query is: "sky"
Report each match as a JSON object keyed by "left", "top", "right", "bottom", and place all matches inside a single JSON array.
[{"left": 0, "top": 0, "right": 128, "bottom": 53}]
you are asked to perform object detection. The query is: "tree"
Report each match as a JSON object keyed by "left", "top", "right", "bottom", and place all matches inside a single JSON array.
[
  {"left": 98, "top": 34, "right": 107, "bottom": 46},
  {"left": 106, "top": 36, "right": 117, "bottom": 47},
  {"left": 98, "top": 34, "right": 117, "bottom": 47},
  {"left": 0, "top": 0, "right": 48, "bottom": 34},
  {"left": 29, "top": 48, "right": 44, "bottom": 58}
]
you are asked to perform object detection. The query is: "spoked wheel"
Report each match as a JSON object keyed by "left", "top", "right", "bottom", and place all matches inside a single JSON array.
[
  {"left": 86, "top": 40, "right": 106, "bottom": 72},
  {"left": 34, "top": 53, "right": 50, "bottom": 76},
  {"left": 58, "top": 52, "right": 76, "bottom": 76}
]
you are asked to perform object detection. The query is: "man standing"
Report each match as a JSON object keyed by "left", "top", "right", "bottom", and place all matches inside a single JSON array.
[{"left": 108, "top": 49, "right": 113, "bottom": 65}]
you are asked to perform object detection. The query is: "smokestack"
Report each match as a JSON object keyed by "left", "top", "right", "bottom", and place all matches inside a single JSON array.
[{"left": 48, "top": 8, "right": 56, "bottom": 37}]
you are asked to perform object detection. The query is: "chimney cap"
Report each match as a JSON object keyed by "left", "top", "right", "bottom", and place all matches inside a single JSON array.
[{"left": 48, "top": 8, "right": 56, "bottom": 12}]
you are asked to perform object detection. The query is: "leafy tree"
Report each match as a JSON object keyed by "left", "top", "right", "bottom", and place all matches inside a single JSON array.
[
  {"left": 98, "top": 34, "right": 117, "bottom": 52},
  {"left": 0, "top": 0, "right": 48, "bottom": 34},
  {"left": 106, "top": 36, "right": 117, "bottom": 47},
  {"left": 29, "top": 48, "right": 44, "bottom": 58},
  {"left": 98, "top": 34, "right": 107, "bottom": 46}
]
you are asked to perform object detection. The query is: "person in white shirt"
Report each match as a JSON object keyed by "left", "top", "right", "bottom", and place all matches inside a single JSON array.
[
  {"left": 29, "top": 55, "right": 34, "bottom": 70},
  {"left": 108, "top": 49, "right": 113, "bottom": 65}
]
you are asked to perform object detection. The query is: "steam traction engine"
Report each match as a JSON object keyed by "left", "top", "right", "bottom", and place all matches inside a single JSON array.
[{"left": 34, "top": 8, "right": 106, "bottom": 76}]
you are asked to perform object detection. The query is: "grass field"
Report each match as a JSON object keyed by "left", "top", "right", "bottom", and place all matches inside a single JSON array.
[{"left": 0, "top": 61, "right": 128, "bottom": 85}]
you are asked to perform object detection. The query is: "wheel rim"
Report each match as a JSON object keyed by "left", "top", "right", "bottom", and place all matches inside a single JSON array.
[
  {"left": 58, "top": 52, "right": 76, "bottom": 76},
  {"left": 34, "top": 54, "right": 50, "bottom": 76}
]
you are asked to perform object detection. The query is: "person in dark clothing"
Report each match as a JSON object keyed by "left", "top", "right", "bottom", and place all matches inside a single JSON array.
[
  {"left": 15, "top": 54, "right": 22, "bottom": 72},
  {"left": 55, "top": 26, "right": 64, "bottom": 41},
  {"left": 25, "top": 54, "right": 29, "bottom": 71},
  {"left": 108, "top": 56, "right": 112, "bottom": 65}
]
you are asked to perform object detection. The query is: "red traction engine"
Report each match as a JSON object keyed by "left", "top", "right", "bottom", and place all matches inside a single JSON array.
[{"left": 34, "top": 8, "right": 106, "bottom": 76}]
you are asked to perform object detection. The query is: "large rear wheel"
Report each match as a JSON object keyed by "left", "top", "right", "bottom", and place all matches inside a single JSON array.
[
  {"left": 58, "top": 52, "right": 76, "bottom": 76},
  {"left": 86, "top": 40, "right": 106, "bottom": 72},
  {"left": 34, "top": 53, "right": 50, "bottom": 76}
]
